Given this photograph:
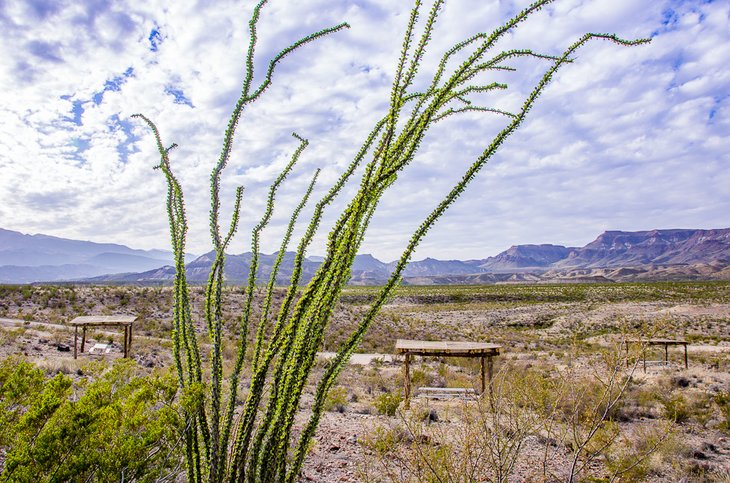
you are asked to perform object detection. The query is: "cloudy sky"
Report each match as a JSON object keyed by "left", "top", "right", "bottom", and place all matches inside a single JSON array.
[{"left": 0, "top": 0, "right": 728, "bottom": 261}]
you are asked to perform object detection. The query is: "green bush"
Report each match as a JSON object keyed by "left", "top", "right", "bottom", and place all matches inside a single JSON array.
[
  {"left": 658, "top": 392, "right": 691, "bottom": 424},
  {"left": 374, "top": 391, "right": 403, "bottom": 416},
  {"left": 323, "top": 386, "right": 348, "bottom": 413},
  {"left": 0, "top": 357, "right": 184, "bottom": 482}
]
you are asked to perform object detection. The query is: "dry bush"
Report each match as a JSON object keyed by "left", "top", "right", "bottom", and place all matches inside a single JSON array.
[{"left": 360, "top": 343, "right": 676, "bottom": 482}]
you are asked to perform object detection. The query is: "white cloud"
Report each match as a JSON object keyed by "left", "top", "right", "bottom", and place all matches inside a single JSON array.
[{"left": 0, "top": 0, "right": 728, "bottom": 262}]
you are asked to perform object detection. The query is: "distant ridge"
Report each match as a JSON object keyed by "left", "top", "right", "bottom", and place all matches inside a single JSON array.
[
  {"left": 1, "top": 227, "right": 729, "bottom": 284},
  {"left": 85, "top": 228, "right": 730, "bottom": 285},
  {"left": 0, "top": 228, "right": 194, "bottom": 283}
]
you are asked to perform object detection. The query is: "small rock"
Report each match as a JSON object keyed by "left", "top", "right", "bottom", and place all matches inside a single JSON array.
[
  {"left": 56, "top": 344, "right": 71, "bottom": 352},
  {"left": 692, "top": 450, "right": 707, "bottom": 460},
  {"left": 328, "top": 445, "right": 340, "bottom": 452}
]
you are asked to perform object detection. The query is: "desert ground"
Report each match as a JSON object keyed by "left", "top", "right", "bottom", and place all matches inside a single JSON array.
[{"left": 0, "top": 282, "right": 728, "bottom": 481}]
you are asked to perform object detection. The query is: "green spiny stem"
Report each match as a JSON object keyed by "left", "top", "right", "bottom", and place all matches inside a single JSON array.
[
  {"left": 203, "top": 11, "right": 347, "bottom": 477},
  {"left": 261, "top": 131, "right": 398, "bottom": 467},
  {"left": 218, "top": 134, "right": 308, "bottom": 475},
  {"left": 400, "top": 0, "right": 445, "bottom": 93},
  {"left": 266, "top": 192, "right": 377, "bottom": 477},
  {"left": 252, "top": 169, "right": 320, "bottom": 374},
  {"left": 240, "top": 117, "right": 390, "bottom": 478}
]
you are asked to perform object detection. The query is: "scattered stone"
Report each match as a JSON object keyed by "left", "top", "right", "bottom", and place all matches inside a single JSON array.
[
  {"left": 672, "top": 375, "right": 690, "bottom": 388},
  {"left": 427, "top": 408, "right": 439, "bottom": 423},
  {"left": 702, "top": 442, "right": 718, "bottom": 453},
  {"left": 56, "top": 344, "right": 71, "bottom": 352}
]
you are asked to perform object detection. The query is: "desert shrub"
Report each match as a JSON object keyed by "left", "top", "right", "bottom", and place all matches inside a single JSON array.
[
  {"left": 715, "top": 390, "right": 730, "bottom": 433},
  {"left": 0, "top": 358, "right": 184, "bottom": 482},
  {"left": 374, "top": 391, "right": 403, "bottom": 416},
  {"left": 323, "top": 386, "right": 348, "bottom": 412},
  {"left": 410, "top": 367, "right": 431, "bottom": 387},
  {"left": 363, "top": 366, "right": 541, "bottom": 482},
  {"left": 601, "top": 420, "right": 675, "bottom": 481},
  {"left": 613, "top": 383, "right": 658, "bottom": 422},
  {"left": 360, "top": 424, "right": 408, "bottom": 456},
  {"left": 656, "top": 391, "right": 713, "bottom": 425}
]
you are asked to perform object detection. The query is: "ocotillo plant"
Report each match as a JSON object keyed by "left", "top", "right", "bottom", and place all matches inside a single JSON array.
[{"left": 135, "top": 0, "right": 648, "bottom": 481}]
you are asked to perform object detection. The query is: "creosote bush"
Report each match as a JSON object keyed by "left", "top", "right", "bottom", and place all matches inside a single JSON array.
[
  {"left": 0, "top": 357, "right": 184, "bottom": 481},
  {"left": 134, "top": 0, "right": 648, "bottom": 481},
  {"left": 374, "top": 390, "right": 404, "bottom": 417}
]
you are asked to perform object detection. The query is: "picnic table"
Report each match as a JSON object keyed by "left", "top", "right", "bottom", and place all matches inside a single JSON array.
[
  {"left": 395, "top": 339, "right": 501, "bottom": 408},
  {"left": 70, "top": 316, "right": 137, "bottom": 359}
]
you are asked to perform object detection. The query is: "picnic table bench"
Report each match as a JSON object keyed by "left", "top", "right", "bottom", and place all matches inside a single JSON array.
[{"left": 417, "top": 387, "right": 477, "bottom": 400}]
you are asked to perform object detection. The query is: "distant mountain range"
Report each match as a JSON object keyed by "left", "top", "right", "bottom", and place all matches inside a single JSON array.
[
  {"left": 1, "top": 227, "right": 729, "bottom": 285},
  {"left": 0, "top": 228, "right": 194, "bottom": 283}
]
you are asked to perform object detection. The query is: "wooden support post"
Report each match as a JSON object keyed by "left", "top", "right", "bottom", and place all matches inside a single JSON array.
[
  {"left": 123, "top": 326, "right": 128, "bottom": 358},
  {"left": 74, "top": 325, "right": 78, "bottom": 359},
  {"left": 128, "top": 323, "right": 132, "bottom": 357},
  {"left": 480, "top": 356, "right": 486, "bottom": 395},
  {"left": 404, "top": 353, "right": 411, "bottom": 409},
  {"left": 487, "top": 355, "right": 495, "bottom": 408},
  {"left": 665, "top": 344, "right": 669, "bottom": 365},
  {"left": 642, "top": 347, "right": 646, "bottom": 373},
  {"left": 81, "top": 327, "right": 86, "bottom": 353},
  {"left": 487, "top": 355, "right": 494, "bottom": 385},
  {"left": 684, "top": 343, "right": 688, "bottom": 369}
]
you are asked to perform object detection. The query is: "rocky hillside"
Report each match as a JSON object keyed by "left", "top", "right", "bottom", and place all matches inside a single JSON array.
[{"left": 554, "top": 229, "right": 730, "bottom": 268}]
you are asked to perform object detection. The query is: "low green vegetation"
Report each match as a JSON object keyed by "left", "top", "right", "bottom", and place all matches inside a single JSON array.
[
  {"left": 341, "top": 281, "right": 730, "bottom": 305},
  {"left": 0, "top": 357, "right": 184, "bottom": 481}
]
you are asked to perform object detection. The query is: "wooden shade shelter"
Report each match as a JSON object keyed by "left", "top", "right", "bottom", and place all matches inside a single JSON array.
[
  {"left": 70, "top": 316, "right": 137, "bottom": 359},
  {"left": 395, "top": 339, "right": 501, "bottom": 408},
  {"left": 625, "top": 338, "right": 689, "bottom": 372}
]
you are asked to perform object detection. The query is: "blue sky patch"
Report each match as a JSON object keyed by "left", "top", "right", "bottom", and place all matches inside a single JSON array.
[
  {"left": 165, "top": 85, "right": 194, "bottom": 107},
  {"left": 93, "top": 67, "right": 135, "bottom": 105},
  {"left": 109, "top": 114, "right": 141, "bottom": 164},
  {"left": 60, "top": 95, "right": 85, "bottom": 126},
  {"left": 149, "top": 27, "right": 162, "bottom": 52},
  {"left": 70, "top": 137, "right": 90, "bottom": 155}
]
